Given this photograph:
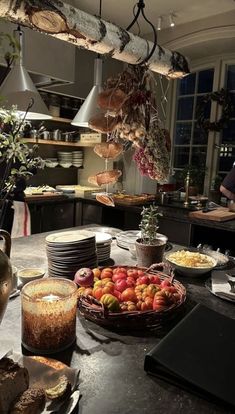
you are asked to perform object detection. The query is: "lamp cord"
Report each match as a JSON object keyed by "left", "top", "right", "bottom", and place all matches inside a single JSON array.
[{"left": 126, "top": 0, "right": 157, "bottom": 65}]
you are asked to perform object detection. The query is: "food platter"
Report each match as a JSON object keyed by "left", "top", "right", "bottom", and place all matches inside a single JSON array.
[
  {"left": 165, "top": 250, "right": 217, "bottom": 276},
  {"left": 11, "top": 353, "right": 80, "bottom": 413}
]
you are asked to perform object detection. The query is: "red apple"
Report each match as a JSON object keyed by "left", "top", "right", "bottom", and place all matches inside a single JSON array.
[{"left": 74, "top": 268, "right": 94, "bottom": 287}]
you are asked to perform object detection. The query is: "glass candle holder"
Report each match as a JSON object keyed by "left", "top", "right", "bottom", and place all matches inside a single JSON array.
[{"left": 21, "top": 278, "right": 77, "bottom": 354}]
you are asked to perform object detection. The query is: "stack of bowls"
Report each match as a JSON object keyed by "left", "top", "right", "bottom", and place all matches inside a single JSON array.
[
  {"left": 72, "top": 151, "right": 83, "bottom": 168},
  {"left": 46, "top": 230, "right": 98, "bottom": 279},
  {"left": 57, "top": 151, "right": 72, "bottom": 168}
]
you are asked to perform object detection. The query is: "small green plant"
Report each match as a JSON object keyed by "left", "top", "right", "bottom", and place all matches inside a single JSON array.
[{"left": 139, "top": 204, "right": 162, "bottom": 245}]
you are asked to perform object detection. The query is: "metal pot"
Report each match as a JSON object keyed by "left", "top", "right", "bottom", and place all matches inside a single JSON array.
[
  {"left": 0, "top": 230, "right": 12, "bottom": 325},
  {"left": 52, "top": 129, "right": 62, "bottom": 141},
  {"left": 40, "top": 130, "right": 50, "bottom": 140},
  {"left": 228, "top": 200, "right": 235, "bottom": 212}
]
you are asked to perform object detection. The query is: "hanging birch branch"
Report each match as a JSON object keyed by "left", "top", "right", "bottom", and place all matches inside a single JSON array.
[{"left": 0, "top": 0, "right": 190, "bottom": 78}]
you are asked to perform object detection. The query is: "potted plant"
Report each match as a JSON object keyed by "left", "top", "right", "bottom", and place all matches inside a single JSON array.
[
  {"left": 135, "top": 204, "right": 167, "bottom": 268},
  {"left": 0, "top": 106, "right": 44, "bottom": 230}
]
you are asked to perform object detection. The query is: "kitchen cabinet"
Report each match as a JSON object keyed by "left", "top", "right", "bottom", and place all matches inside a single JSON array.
[
  {"left": 158, "top": 217, "right": 192, "bottom": 246},
  {"left": 28, "top": 200, "right": 76, "bottom": 233},
  {"left": 41, "top": 202, "right": 74, "bottom": 232}
]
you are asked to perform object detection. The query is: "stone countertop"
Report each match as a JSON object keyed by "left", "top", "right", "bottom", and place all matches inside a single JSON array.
[{"left": 1, "top": 228, "right": 235, "bottom": 414}]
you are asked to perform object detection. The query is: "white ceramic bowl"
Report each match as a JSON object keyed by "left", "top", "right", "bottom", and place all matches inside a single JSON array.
[
  {"left": 45, "top": 160, "right": 58, "bottom": 168},
  {"left": 59, "top": 162, "right": 72, "bottom": 168},
  {"left": 165, "top": 250, "right": 217, "bottom": 276},
  {"left": 17, "top": 268, "right": 45, "bottom": 286}
]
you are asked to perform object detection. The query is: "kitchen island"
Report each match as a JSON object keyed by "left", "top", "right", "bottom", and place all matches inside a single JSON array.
[
  {"left": 27, "top": 196, "right": 235, "bottom": 254},
  {"left": 1, "top": 228, "right": 234, "bottom": 414}
]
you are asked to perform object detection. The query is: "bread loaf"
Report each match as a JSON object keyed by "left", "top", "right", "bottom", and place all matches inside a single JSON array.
[
  {"left": 9, "top": 388, "right": 46, "bottom": 414},
  {"left": 0, "top": 358, "right": 29, "bottom": 414},
  {"left": 97, "top": 88, "right": 128, "bottom": 111},
  {"left": 96, "top": 193, "right": 115, "bottom": 207},
  {"left": 94, "top": 142, "right": 123, "bottom": 159},
  {"left": 88, "top": 113, "right": 119, "bottom": 133},
  {"left": 88, "top": 170, "right": 122, "bottom": 186}
]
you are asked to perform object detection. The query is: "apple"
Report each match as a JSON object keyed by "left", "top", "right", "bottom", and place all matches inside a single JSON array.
[{"left": 74, "top": 267, "right": 94, "bottom": 286}]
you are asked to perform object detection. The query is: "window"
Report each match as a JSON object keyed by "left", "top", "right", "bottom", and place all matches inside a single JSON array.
[
  {"left": 173, "top": 68, "right": 214, "bottom": 175},
  {"left": 171, "top": 59, "right": 235, "bottom": 193},
  {"left": 218, "top": 64, "right": 235, "bottom": 179}
]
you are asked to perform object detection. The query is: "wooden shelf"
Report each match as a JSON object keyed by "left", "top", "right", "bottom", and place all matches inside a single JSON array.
[{"left": 24, "top": 138, "right": 96, "bottom": 147}]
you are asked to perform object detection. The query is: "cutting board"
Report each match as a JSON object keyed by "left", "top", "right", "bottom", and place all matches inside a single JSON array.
[
  {"left": 25, "top": 192, "right": 66, "bottom": 201},
  {"left": 189, "top": 207, "right": 235, "bottom": 222}
]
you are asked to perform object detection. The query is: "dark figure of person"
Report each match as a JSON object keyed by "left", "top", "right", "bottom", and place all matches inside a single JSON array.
[{"left": 220, "top": 166, "right": 235, "bottom": 201}]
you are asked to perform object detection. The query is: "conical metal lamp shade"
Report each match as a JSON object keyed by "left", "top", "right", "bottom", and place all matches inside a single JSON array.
[
  {"left": 71, "top": 57, "right": 103, "bottom": 127},
  {"left": 0, "top": 27, "right": 51, "bottom": 120},
  {"left": 0, "top": 64, "right": 51, "bottom": 120}
]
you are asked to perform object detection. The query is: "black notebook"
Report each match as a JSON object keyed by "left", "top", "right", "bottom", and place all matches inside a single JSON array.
[{"left": 144, "top": 304, "right": 235, "bottom": 408}]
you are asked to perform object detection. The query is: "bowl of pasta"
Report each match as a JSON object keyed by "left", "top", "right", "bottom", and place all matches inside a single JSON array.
[{"left": 165, "top": 250, "right": 217, "bottom": 276}]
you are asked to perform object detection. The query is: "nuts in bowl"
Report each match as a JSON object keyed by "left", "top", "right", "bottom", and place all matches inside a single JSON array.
[{"left": 166, "top": 250, "right": 217, "bottom": 276}]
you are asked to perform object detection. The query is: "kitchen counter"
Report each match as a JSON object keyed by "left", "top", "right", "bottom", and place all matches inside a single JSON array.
[{"left": 1, "top": 228, "right": 235, "bottom": 414}]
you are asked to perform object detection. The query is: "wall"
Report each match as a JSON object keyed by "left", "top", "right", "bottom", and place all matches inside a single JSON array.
[{"left": 0, "top": 20, "right": 75, "bottom": 83}]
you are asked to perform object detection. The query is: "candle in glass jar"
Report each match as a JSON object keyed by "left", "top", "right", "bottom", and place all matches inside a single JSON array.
[{"left": 21, "top": 278, "right": 77, "bottom": 354}]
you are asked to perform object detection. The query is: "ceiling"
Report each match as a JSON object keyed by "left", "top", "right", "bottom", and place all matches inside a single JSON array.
[{"left": 67, "top": 0, "right": 235, "bottom": 34}]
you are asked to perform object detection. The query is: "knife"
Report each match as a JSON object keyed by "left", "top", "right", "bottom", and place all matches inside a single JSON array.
[{"left": 51, "top": 390, "right": 80, "bottom": 414}]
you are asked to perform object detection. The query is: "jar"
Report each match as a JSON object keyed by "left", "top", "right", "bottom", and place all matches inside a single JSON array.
[
  {"left": 49, "top": 94, "right": 60, "bottom": 117},
  {"left": 21, "top": 278, "right": 77, "bottom": 354},
  {"left": 60, "top": 96, "right": 72, "bottom": 119}
]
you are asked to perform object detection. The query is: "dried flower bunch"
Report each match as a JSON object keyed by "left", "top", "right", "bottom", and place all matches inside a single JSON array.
[
  {"left": 89, "top": 65, "right": 170, "bottom": 181},
  {"left": 139, "top": 204, "right": 162, "bottom": 245}
]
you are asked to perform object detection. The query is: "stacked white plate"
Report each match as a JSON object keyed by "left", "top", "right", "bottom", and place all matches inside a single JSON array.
[
  {"left": 57, "top": 151, "right": 73, "bottom": 168},
  {"left": 72, "top": 151, "right": 83, "bottom": 168},
  {"left": 94, "top": 232, "right": 112, "bottom": 263},
  {"left": 116, "top": 230, "right": 141, "bottom": 249},
  {"left": 46, "top": 230, "right": 98, "bottom": 279}
]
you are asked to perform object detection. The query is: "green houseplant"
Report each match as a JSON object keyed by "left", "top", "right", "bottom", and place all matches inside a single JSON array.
[
  {"left": 0, "top": 107, "right": 44, "bottom": 229},
  {"left": 135, "top": 204, "right": 167, "bottom": 268}
]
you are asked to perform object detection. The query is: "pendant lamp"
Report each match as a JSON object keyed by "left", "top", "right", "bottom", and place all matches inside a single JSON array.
[
  {"left": 0, "top": 26, "right": 51, "bottom": 120},
  {"left": 71, "top": 56, "right": 103, "bottom": 127}
]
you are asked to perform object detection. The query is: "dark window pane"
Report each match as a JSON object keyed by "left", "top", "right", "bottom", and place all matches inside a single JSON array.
[
  {"left": 174, "top": 147, "right": 190, "bottom": 168},
  {"left": 193, "top": 123, "right": 208, "bottom": 145},
  {"left": 191, "top": 147, "right": 207, "bottom": 166},
  {"left": 218, "top": 145, "right": 235, "bottom": 172},
  {"left": 230, "top": 92, "right": 235, "bottom": 117},
  {"left": 197, "top": 69, "right": 214, "bottom": 93},
  {"left": 178, "top": 73, "right": 196, "bottom": 95},
  {"left": 177, "top": 97, "right": 194, "bottom": 120},
  {"left": 222, "top": 120, "right": 235, "bottom": 144},
  {"left": 196, "top": 96, "right": 211, "bottom": 120},
  {"left": 175, "top": 123, "right": 192, "bottom": 144},
  {"left": 227, "top": 65, "right": 235, "bottom": 91}
]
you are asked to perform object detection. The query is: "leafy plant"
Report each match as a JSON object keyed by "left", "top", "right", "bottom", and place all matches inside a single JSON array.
[
  {"left": 139, "top": 204, "right": 162, "bottom": 245},
  {"left": 0, "top": 28, "right": 20, "bottom": 86},
  {"left": 0, "top": 106, "right": 44, "bottom": 224}
]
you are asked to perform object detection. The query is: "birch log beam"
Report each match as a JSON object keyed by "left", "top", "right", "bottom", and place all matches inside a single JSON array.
[{"left": 0, "top": 0, "right": 190, "bottom": 78}]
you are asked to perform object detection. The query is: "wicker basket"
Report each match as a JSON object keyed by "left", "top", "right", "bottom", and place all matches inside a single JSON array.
[{"left": 77, "top": 266, "right": 186, "bottom": 331}]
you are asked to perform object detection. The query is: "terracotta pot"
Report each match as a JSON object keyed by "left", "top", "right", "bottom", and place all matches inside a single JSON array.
[
  {"left": 135, "top": 238, "right": 167, "bottom": 268},
  {"left": 0, "top": 230, "right": 12, "bottom": 325}
]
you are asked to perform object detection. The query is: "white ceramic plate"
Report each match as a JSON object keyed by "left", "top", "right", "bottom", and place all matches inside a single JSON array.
[
  {"left": 46, "top": 230, "right": 95, "bottom": 244},
  {"left": 10, "top": 353, "right": 79, "bottom": 414}
]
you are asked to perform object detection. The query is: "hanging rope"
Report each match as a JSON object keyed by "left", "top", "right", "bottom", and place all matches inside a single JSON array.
[{"left": 126, "top": 0, "right": 157, "bottom": 66}]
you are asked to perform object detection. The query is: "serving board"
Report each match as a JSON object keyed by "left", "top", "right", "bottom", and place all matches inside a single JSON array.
[
  {"left": 189, "top": 207, "right": 235, "bottom": 222},
  {"left": 25, "top": 192, "right": 66, "bottom": 201},
  {"left": 113, "top": 195, "right": 156, "bottom": 206}
]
